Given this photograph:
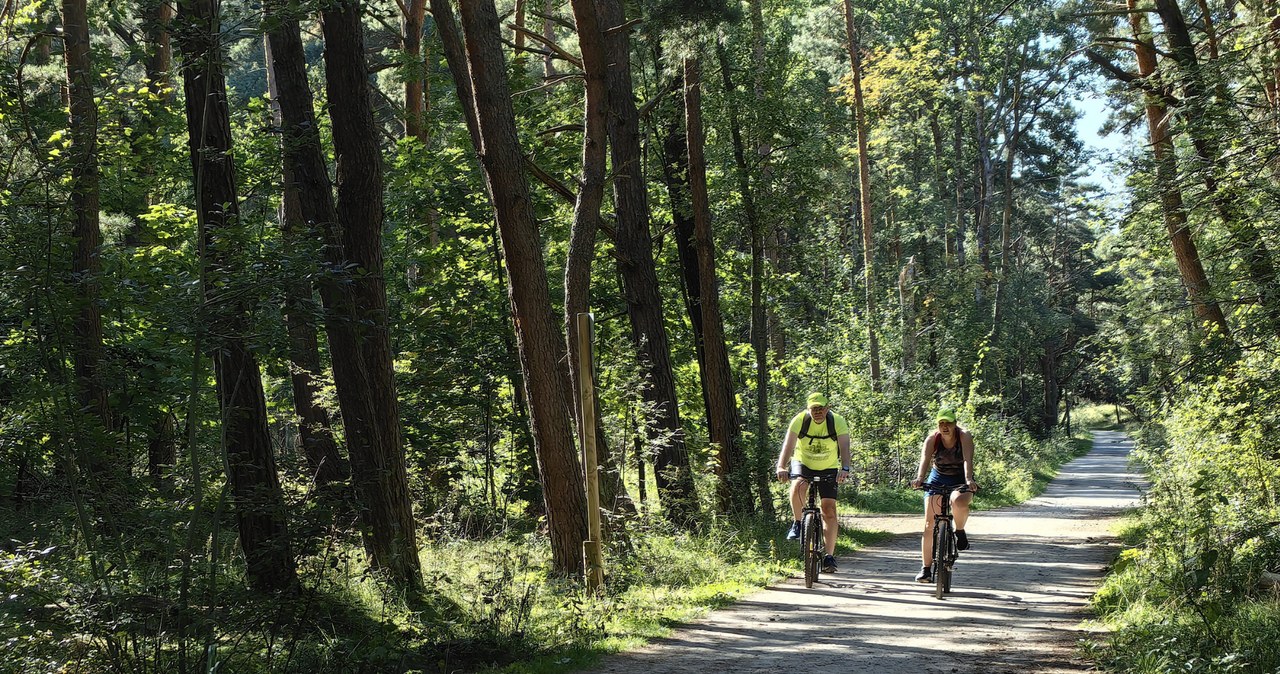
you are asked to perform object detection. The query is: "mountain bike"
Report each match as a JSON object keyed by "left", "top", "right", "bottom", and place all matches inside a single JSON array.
[
  {"left": 919, "top": 482, "right": 970, "bottom": 599},
  {"left": 793, "top": 472, "right": 836, "bottom": 588}
]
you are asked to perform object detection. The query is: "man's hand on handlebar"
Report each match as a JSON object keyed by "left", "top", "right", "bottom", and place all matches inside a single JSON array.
[{"left": 775, "top": 467, "right": 790, "bottom": 482}]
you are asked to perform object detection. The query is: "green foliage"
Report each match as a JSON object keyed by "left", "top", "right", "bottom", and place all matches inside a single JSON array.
[
  {"left": 1087, "top": 352, "right": 1280, "bottom": 673},
  {"left": 0, "top": 0, "right": 1167, "bottom": 670}
]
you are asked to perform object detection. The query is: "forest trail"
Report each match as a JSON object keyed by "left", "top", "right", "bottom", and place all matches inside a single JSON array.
[{"left": 580, "top": 431, "right": 1144, "bottom": 673}]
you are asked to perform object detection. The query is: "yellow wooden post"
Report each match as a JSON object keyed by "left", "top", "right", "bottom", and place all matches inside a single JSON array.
[{"left": 576, "top": 312, "right": 605, "bottom": 591}]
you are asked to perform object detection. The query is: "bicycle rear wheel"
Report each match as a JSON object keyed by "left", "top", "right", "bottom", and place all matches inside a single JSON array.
[
  {"left": 803, "top": 512, "right": 821, "bottom": 588},
  {"left": 934, "top": 520, "right": 952, "bottom": 599}
]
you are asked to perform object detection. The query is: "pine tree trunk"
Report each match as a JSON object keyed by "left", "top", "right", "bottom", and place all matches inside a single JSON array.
[
  {"left": 403, "top": 0, "right": 429, "bottom": 143},
  {"left": 952, "top": 56, "right": 967, "bottom": 269},
  {"left": 717, "top": 33, "right": 774, "bottom": 519},
  {"left": 685, "top": 57, "right": 751, "bottom": 515},
  {"left": 140, "top": 0, "right": 172, "bottom": 92},
  {"left": 844, "top": 0, "right": 881, "bottom": 390},
  {"left": 900, "top": 257, "right": 917, "bottom": 370},
  {"left": 319, "top": 0, "right": 423, "bottom": 587},
  {"left": 174, "top": 0, "right": 296, "bottom": 594},
  {"left": 263, "top": 32, "right": 347, "bottom": 487},
  {"left": 1152, "top": 0, "right": 1280, "bottom": 331},
  {"left": 595, "top": 0, "right": 697, "bottom": 527},
  {"left": 61, "top": 0, "right": 110, "bottom": 436},
  {"left": 1129, "top": 0, "right": 1230, "bottom": 336},
  {"left": 456, "top": 0, "right": 588, "bottom": 576},
  {"left": 542, "top": 0, "right": 558, "bottom": 80},
  {"left": 991, "top": 49, "right": 1025, "bottom": 343},
  {"left": 565, "top": 0, "right": 632, "bottom": 516}
]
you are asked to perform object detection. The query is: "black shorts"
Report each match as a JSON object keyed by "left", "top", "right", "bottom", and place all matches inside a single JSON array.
[{"left": 792, "top": 465, "right": 839, "bottom": 500}]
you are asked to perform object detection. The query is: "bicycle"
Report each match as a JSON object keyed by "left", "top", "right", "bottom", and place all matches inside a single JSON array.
[
  {"left": 793, "top": 472, "right": 836, "bottom": 588},
  {"left": 917, "top": 481, "right": 970, "bottom": 599}
]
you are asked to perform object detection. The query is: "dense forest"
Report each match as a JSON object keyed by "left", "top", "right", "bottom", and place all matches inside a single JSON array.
[{"left": 1, "top": 0, "right": 1278, "bottom": 671}]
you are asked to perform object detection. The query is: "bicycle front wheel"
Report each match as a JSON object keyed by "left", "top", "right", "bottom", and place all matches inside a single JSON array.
[
  {"left": 803, "top": 512, "right": 821, "bottom": 588},
  {"left": 934, "top": 520, "right": 952, "bottom": 599}
]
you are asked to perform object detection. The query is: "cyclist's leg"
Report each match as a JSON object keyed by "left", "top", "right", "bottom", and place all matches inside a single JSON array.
[
  {"left": 921, "top": 493, "right": 942, "bottom": 565},
  {"left": 820, "top": 497, "right": 838, "bottom": 555},
  {"left": 789, "top": 477, "right": 808, "bottom": 522},
  {"left": 952, "top": 489, "right": 973, "bottom": 530}
]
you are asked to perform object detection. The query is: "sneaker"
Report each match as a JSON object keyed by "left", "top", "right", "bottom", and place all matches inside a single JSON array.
[
  {"left": 956, "top": 530, "right": 970, "bottom": 551},
  {"left": 822, "top": 554, "right": 837, "bottom": 573},
  {"left": 785, "top": 521, "right": 801, "bottom": 540},
  {"left": 915, "top": 566, "right": 932, "bottom": 583}
]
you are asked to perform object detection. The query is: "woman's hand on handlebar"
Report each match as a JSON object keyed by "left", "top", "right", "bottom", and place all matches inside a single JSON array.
[{"left": 909, "top": 477, "right": 924, "bottom": 490}]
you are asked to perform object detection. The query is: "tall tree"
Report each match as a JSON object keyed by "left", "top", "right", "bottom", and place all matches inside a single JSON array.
[
  {"left": 1126, "top": 0, "right": 1230, "bottom": 335},
  {"left": 565, "top": 0, "right": 632, "bottom": 514},
  {"left": 1150, "top": 0, "right": 1280, "bottom": 331},
  {"left": 263, "top": 31, "right": 346, "bottom": 487},
  {"left": 843, "top": 0, "right": 881, "bottom": 389},
  {"left": 455, "top": 0, "right": 588, "bottom": 576},
  {"left": 402, "top": 0, "right": 429, "bottom": 143},
  {"left": 60, "top": 0, "right": 110, "bottom": 431},
  {"left": 432, "top": 0, "right": 550, "bottom": 512},
  {"left": 320, "top": 0, "right": 423, "bottom": 587},
  {"left": 139, "top": 0, "right": 172, "bottom": 92},
  {"left": 596, "top": 0, "right": 698, "bottom": 526},
  {"left": 173, "top": 0, "right": 297, "bottom": 594},
  {"left": 684, "top": 56, "right": 751, "bottom": 515},
  {"left": 743, "top": 0, "right": 776, "bottom": 519}
]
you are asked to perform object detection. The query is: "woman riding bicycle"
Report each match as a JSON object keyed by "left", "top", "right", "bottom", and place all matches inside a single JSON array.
[
  {"left": 775, "top": 392, "right": 851, "bottom": 574},
  {"left": 910, "top": 407, "right": 979, "bottom": 583}
]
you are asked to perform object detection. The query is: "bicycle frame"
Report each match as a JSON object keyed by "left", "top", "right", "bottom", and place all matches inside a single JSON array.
[
  {"left": 794, "top": 473, "right": 833, "bottom": 588},
  {"left": 924, "top": 482, "right": 969, "bottom": 599}
]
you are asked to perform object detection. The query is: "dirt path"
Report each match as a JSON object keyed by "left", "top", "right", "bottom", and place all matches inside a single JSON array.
[{"left": 580, "top": 431, "right": 1144, "bottom": 674}]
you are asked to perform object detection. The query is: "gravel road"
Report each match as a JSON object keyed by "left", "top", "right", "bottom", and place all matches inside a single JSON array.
[{"left": 579, "top": 430, "right": 1144, "bottom": 674}]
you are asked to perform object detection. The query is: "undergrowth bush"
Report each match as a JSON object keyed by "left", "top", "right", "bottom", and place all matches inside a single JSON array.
[{"left": 1088, "top": 353, "right": 1280, "bottom": 673}]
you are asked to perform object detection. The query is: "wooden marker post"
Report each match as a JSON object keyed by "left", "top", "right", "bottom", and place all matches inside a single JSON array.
[{"left": 576, "top": 312, "right": 605, "bottom": 591}]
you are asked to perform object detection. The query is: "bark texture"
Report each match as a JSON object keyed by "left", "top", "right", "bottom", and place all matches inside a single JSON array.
[
  {"left": 263, "top": 30, "right": 347, "bottom": 487},
  {"left": 596, "top": 0, "right": 697, "bottom": 526},
  {"left": 61, "top": 0, "right": 110, "bottom": 433},
  {"left": 174, "top": 0, "right": 297, "bottom": 593},
  {"left": 457, "top": 0, "right": 588, "bottom": 576},
  {"left": 319, "top": 0, "right": 422, "bottom": 586},
  {"left": 685, "top": 57, "right": 751, "bottom": 515},
  {"left": 1129, "top": 0, "right": 1230, "bottom": 335}
]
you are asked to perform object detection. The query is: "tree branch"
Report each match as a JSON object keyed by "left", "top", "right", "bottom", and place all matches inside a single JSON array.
[
  {"left": 508, "top": 23, "right": 581, "bottom": 68},
  {"left": 523, "top": 155, "right": 576, "bottom": 203},
  {"left": 1085, "top": 49, "right": 1182, "bottom": 106},
  {"left": 512, "top": 72, "right": 582, "bottom": 97}
]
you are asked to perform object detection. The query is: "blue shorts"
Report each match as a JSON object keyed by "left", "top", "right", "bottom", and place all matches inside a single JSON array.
[{"left": 924, "top": 469, "right": 965, "bottom": 497}]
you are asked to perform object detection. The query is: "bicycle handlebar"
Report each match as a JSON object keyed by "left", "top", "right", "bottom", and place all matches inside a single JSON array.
[
  {"left": 789, "top": 473, "right": 838, "bottom": 482},
  {"left": 911, "top": 482, "right": 971, "bottom": 494}
]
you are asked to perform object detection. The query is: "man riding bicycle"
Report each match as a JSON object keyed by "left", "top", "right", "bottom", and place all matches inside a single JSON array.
[
  {"left": 775, "top": 392, "right": 851, "bottom": 573},
  {"left": 910, "top": 407, "right": 979, "bottom": 583}
]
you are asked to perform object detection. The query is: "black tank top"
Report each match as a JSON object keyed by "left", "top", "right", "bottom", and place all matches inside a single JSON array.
[{"left": 932, "top": 432, "right": 964, "bottom": 476}]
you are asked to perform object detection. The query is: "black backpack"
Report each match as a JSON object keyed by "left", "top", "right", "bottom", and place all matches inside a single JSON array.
[{"left": 798, "top": 411, "right": 839, "bottom": 443}]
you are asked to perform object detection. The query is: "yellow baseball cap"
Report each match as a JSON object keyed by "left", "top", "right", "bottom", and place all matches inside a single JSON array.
[{"left": 806, "top": 392, "right": 829, "bottom": 407}]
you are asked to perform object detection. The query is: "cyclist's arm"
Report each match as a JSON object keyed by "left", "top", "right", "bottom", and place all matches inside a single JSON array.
[
  {"left": 910, "top": 432, "right": 935, "bottom": 488},
  {"left": 837, "top": 433, "right": 851, "bottom": 482},
  {"left": 960, "top": 430, "right": 978, "bottom": 491},
  {"left": 775, "top": 431, "right": 799, "bottom": 481}
]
